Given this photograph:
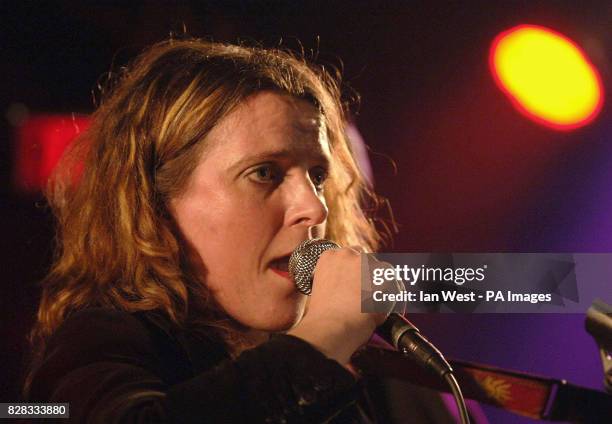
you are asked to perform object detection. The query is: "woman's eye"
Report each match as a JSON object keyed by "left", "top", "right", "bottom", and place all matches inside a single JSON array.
[
  {"left": 310, "top": 166, "right": 329, "bottom": 190},
  {"left": 249, "top": 164, "right": 281, "bottom": 184}
]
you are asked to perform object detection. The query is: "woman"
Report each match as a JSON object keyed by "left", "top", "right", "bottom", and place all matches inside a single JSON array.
[{"left": 25, "top": 38, "right": 387, "bottom": 423}]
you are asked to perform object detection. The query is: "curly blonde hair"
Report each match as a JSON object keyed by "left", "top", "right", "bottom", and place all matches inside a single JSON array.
[{"left": 26, "top": 38, "right": 385, "bottom": 393}]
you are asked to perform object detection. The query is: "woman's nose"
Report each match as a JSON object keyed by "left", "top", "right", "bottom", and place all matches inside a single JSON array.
[{"left": 285, "top": 175, "right": 328, "bottom": 228}]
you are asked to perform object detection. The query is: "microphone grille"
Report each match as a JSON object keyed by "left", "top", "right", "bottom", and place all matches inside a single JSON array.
[{"left": 288, "top": 239, "right": 340, "bottom": 295}]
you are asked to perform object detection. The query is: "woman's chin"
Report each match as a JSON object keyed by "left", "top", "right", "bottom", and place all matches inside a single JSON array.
[
  {"left": 221, "top": 293, "right": 307, "bottom": 333},
  {"left": 253, "top": 306, "right": 306, "bottom": 333}
]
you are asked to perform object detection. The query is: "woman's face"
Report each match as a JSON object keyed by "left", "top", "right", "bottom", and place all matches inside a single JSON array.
[{"left": 170, "top": 91, "right": 330, "bottom": 332}]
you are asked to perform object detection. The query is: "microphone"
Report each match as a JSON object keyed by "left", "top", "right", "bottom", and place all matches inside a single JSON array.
[
  {"left": 288, "top": 239, "right": 453, "bottom": 378},
  {"left": 289, "top": 239, "right": 470, "bottom": 424}
]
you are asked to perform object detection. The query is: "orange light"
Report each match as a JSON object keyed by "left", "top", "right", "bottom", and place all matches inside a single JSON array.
[{"left": 490, "top": 24, "right": 603, "bottom": 130}]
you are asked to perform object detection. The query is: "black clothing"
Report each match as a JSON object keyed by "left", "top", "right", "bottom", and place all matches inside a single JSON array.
[{"left": 28, "top": 307, "right": 370, "bottom": 423}]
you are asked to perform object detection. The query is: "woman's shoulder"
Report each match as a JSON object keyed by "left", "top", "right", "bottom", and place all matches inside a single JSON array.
[
  {"left": 47, "top": 307, "right": 170, "bottom": 355},
  {"left": 29, "top": 307, "right": 198, "bottom": 400},
  {"left": 47, "top": 307, "right": 229, "bottom": 371},
  {"left": 56, "top": 306, "right": 148, "bottom": 331}
]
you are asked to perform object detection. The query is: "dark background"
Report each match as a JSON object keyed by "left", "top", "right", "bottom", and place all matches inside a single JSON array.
[{"left": 2, "top": 2, "right": 611, "bottom": 423}]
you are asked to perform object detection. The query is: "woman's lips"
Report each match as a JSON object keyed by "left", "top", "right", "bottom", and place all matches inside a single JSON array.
[{"left": 271, "top": 268, "right": 292, "bottom": 279}]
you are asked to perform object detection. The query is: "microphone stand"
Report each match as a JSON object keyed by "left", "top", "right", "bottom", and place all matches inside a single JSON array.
[
  {"left": 351, "top": 342, "right": 612, "bottom": 422},
  {"left": 585, "top": 299, "right": 612, "bottom": 393}
]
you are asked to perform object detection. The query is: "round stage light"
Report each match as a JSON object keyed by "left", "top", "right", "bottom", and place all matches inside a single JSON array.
[{"left": 490, "top": 24, "right": 603, "bottom": 130}]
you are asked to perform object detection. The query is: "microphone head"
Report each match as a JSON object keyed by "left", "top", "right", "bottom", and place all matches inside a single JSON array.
[{"left": 288, "top": 239, "right": 340, "bottom": 295}]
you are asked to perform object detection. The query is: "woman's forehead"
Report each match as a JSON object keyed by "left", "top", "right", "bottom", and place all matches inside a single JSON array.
[
  {"left": 236, "top": 91, "right": 323, "bottom": 135},
  {"left": 203, "top": 92, "right": 331, "bottom": 165}
]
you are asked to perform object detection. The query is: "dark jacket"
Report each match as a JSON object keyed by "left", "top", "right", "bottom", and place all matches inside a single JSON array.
[{"left": 27, "top": 307, "right": 373, "bottom": 423}]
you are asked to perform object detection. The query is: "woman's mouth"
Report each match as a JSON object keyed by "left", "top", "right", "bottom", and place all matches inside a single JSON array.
[{"left": 270, "top": 256, "right": 291, "bottom": 279}]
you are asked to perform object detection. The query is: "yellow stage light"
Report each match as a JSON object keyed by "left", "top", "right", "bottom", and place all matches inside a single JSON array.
[{"left": 490, "top": 25, "right": 603, "bottom": 130}]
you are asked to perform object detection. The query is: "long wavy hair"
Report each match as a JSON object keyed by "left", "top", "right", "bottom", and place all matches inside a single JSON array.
[{"left": 26, "top": 38, "right": 386, "bottom": 394}]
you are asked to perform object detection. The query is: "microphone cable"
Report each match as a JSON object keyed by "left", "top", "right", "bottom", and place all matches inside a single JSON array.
[
  {"left": 446, "top": 372, "right": 470, "bottom": 424},
  {"left": 378, "top": 313, "right": 470, "bottom": 424}
]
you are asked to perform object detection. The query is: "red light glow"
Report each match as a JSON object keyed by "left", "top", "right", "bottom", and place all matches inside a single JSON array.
[{"left": 14, "top": 115, "right": 90, "bottom": 193}]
